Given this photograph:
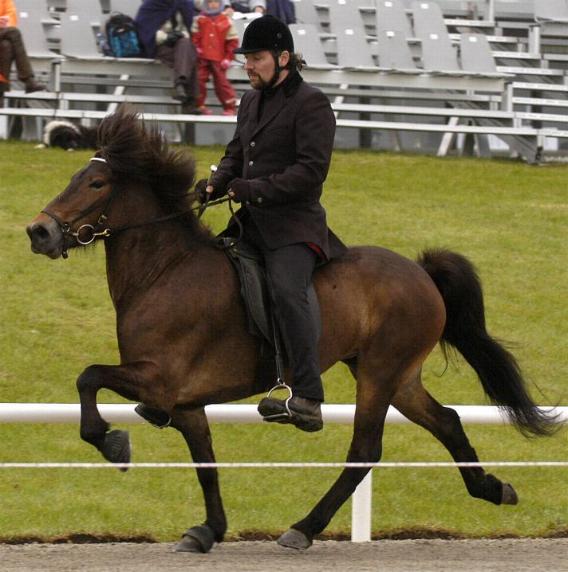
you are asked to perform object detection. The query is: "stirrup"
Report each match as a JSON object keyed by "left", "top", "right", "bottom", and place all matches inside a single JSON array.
[{"left": 259, "top": 382, "right": 294, "bottom": 422}]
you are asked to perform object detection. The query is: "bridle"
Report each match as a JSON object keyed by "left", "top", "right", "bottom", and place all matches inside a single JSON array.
[{"left": 41, "top": 156, "right": 233, "bottom": 259}]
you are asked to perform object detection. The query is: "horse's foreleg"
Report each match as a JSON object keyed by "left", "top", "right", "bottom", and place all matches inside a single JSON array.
[
  {"left": 170, "top": 407, "right": 227, "bottom": 554},
  {"left": 392, "top": 375, "right": 518, "bottom": 506},
  {"left": 280, "top": 383, "right": 392, "bottom": 550},
  {"left": 76, "top": 362, "right": 159, "bottom": 466}
]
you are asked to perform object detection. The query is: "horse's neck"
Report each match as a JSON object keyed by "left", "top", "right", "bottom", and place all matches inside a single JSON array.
[{"left": 103, "top": 186, "right": 200, "bottom": 309}]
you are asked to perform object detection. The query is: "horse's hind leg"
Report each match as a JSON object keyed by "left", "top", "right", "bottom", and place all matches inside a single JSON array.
[
  {"left": 170, "top": 407, "right": 227, "bottom": 554},
  {"left": 279, "top": 370, "right": 395, "bottom": 549},
  {"left": 392, "top": 372, "right": 518, "bottom": 506}
]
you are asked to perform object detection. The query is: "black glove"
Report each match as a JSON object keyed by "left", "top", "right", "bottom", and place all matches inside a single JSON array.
[
  {"left": 163, "top": 30, "right": 184, "bottom": 47},
  {"left": 195, "top": 178, "right": 210, "bottom": 204},
  {"left": 228, "top": 178, "right": 252, "bottom": 203}
]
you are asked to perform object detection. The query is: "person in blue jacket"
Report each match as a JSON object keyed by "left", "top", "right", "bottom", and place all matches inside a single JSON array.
[{"left": 135, "top": 0, "right": 200, "bottom": 112}]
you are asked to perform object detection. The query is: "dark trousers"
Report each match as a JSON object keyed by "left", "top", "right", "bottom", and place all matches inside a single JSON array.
[
  {"left": 244, "top": 220, "right": 324, "bottom": 402},
  {"left": 156, "top": 37, "right": 198, "bottom": 101},
  {"left": 0, "top": 28, "right": 34, "bottom": 85}
]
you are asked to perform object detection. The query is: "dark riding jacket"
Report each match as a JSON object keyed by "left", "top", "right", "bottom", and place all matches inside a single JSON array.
[{"left": 210, "top": 71, "right": 346, "bottom": 260}]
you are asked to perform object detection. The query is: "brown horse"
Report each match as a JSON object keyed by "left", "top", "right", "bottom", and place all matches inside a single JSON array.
[{"left": 26, "top": 110, "right": 556, "bottom": 553}]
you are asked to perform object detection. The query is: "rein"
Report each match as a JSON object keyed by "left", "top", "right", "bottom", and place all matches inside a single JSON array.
[{"left": 42, "top": 157, "right": 232, "bottom": 259}]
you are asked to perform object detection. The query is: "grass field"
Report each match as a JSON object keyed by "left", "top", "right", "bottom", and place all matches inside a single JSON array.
[{"left": 0, "top": 140, "right": 566, "bottom": 542}]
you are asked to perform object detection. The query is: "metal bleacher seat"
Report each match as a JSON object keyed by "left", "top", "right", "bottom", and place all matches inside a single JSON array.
[
  {"left": 327, "top": 0, "right": 368, "bottom": 35},
  {"left": 411, "top": 1, "right": 461, "bottom": 73},
  {"left": 289, "top": 24, "right": 337, "bottom": 69},
  {"left": 65, "top": 0, "right": 105, "bottom": 24},
  {"left": 57, "top": 0, "right": 171, "bottom": 91},
  {"left": 534, "top": 0, "right": 568, "bottom": 42},
  {"left": 292, "top": 0, "right": 321, "bottom": 26},
  {"left": 335, "top": 27, "right": 377, "bottom": 69},
  {"left": 326, "top": 0, "right": 378, "bottom": 69},
  {"left": 375, "top": 29, "right": 420, "bottom": 72},
  {"left": 375, "top": 0, "right": 414, "bottom": 37},
  {"left": 535, "top": 0, "right": 568, "bottom": 23},
  {"left": 14, "top": 1, "right": 62, "bottom": 89},
  {"left": 109, "top": 0, "right": 143, "bottom": 18},
  {"left": 459, "top": 32, "right": 500, "bottom": 75}
]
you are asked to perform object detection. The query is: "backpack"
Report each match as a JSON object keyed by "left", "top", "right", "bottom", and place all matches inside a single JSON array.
[{"left": 105, "top": 12, "right": 143, "bottom": 58}]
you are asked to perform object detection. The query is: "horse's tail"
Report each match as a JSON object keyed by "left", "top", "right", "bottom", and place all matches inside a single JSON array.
[{"left": 417, "top": 248, "right": 559, "bottom": 437}]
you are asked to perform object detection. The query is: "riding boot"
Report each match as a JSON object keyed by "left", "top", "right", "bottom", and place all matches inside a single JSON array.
[{"left": 258, "top": 396, "right": 323, "bottom": 432}]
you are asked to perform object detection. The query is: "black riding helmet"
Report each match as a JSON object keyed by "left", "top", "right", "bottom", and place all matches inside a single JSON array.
[{"left": 234, "top": 15, "right": 294, "bottom": 55}]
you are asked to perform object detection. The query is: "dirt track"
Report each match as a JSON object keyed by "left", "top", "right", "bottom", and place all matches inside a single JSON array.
[{"left": 1, "top": 539, "right": 567, "bottom": 571}]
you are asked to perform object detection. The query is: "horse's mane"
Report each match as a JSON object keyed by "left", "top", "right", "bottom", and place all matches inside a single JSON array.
[{"left": 96, "top": 108, "right": 213, "bottom": 241}]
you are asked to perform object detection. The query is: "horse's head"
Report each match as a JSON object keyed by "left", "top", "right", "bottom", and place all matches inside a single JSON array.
[
  {"left": 26, "top": 155, "right": 114, "bottom": 259},
  {"left": 27, "top": 108, "right": 200, "bottom": 259}
]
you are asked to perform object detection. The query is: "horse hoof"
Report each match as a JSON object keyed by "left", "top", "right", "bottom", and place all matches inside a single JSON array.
[
  {"left": 501, "top": 482, "right": 519, "bottom": 505},
  {"left": 277, "top": 528, "right": 312, "bottom": 550},
  {"left": 175, "top": 525, "right": 216, "bottom": 553},
  {"left": 101, "top": 429, "right": 131, "bottom": 471}
]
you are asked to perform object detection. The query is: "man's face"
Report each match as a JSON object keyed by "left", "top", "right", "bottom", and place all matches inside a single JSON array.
[{"left": 244, "top": 50, "right": 277, "bottom": 90}]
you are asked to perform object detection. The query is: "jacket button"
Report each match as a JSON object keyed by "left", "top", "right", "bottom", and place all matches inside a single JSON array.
[
  {"left": 257, "top": 197, "right": 263, "bottom": 204},
  {"left": 248, "top": 160, "right": 254, "bottom": 166},
  {"left": 245, "top": 200, "right": 251, "bottom": 205},
  {"left": 250, "top": 141, "right": 256, "bottom": 147}
]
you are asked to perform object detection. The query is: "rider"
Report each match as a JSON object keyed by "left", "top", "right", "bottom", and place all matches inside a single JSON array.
[{"left": 196, "top": 15, "right": 346, "bottom": 432}]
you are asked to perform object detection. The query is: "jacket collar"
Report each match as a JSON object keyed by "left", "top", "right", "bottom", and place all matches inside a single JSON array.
[{"left": 249, "top": 71, "right": 303, "bottom": 136}]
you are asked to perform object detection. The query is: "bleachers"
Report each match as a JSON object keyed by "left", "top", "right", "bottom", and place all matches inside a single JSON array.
[{"left": 1, "top": 0, "right": 567, "bottom": 161}]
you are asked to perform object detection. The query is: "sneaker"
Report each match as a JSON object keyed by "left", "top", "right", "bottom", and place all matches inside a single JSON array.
[
  {"left": 198, "top": 106, "right": 213, "bottom": 115},
  {"left": 258, "top": 395, "right": 323, "bottom": 433},
  {"left": 24, "top": 80, "right": 46, "bottom": 93},
  {"left": 222, "top": 108, "right": 236, "bottom": 116}
]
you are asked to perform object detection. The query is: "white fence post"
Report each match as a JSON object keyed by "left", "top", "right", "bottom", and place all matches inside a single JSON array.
[{"left": 351, "top": 471, "right": 372, "bottom": 542}]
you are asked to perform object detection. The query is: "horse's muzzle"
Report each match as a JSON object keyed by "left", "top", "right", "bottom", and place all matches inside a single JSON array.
[{"left": 26, "top": 216, "right": 65, "bottom": 259}]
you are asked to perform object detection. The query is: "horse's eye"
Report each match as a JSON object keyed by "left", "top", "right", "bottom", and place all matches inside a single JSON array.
[{"left": 90, "top": 180, "right": 105, "bottom": 191}]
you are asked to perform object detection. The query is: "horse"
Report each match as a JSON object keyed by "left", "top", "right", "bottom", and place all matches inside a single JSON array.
[{"left": 26, "top": 109, "right": 557, "bottom": 553}]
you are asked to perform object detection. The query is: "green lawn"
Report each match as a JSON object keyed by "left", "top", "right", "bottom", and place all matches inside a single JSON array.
[{"left": 0, "top": 141, "right": 566, "bottom": 541}]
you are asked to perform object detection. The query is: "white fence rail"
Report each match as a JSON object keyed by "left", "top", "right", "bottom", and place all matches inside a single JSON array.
[{"left": 1, "top": 403, "right": 566, "bottom": 543}]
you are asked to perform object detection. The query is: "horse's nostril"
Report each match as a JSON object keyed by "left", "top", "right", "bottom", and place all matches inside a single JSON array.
[{"left": 33, "top": 225, "right": 50, "bottom": 241}]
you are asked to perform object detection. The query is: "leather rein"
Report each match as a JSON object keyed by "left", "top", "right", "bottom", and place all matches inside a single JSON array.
[{"left": 41, "top": 157, "right": 231, "bottom": 259}]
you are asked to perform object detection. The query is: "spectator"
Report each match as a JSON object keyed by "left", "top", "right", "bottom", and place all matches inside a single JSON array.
[
  {"left": 266, "top": 0, "right": 295, "bottom": 24},
  {"left": 194, "top": 0, "right": 264, "bottom": 16},
  {"left": 0, "top": 0, "right": 46, "bottom": 95},
  {"left": 191, "top": 0, "right": 238, "bottom": 115},
  {"left": 229, "top": 0, "right": 265, "bottom": 15},
  {"left": 135, "top": 0, "right": 200, "bottom": 113}
]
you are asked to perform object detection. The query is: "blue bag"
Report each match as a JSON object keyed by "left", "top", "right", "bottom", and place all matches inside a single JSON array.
[{"left": 105, "top": 12, "right": 143, "bottom": 58}]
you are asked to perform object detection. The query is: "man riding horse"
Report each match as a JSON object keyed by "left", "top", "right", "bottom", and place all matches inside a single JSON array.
[{"left": 140, "top": 15, "right": 346, "bottom": 432}]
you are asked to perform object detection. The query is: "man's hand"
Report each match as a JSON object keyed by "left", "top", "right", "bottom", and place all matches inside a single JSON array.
[
  {"left": 195, "top": 178, "right": 214, "bottom": 203},
  {"left": 0, "top": 16, "right": 10, "bottom": 28},
  {"left": 227, "top": 178, "right": 252, "bottom": 203},
  {"left": 164, "top": 30, "right": 184, "bottom": 47}
]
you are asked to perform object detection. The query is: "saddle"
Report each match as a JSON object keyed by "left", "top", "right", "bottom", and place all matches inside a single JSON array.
[
  {"left": 217, "top": 237, "right": 274, "bottom": 345},
  {"left": 217, "top": 237, "right": 321, "bottom": 394}
]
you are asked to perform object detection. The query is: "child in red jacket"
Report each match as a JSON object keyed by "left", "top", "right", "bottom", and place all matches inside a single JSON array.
[{"left": 191, "top": 0, "right": 239, "bottom": 115}]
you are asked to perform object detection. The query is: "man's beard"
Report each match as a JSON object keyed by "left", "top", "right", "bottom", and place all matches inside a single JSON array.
[{"left": 248, "top": 70, "right": 279, "bottom": 90}]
